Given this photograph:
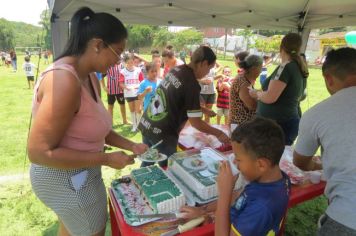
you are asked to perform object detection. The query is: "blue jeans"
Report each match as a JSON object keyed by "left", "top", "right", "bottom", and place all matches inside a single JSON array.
[
  {"left": 11, "top": 60, "right": 17, "bottom": 71},
  {"left": 276, "top": 117, "right": 300, "bottom": 146},
  {"left": 141, "top": 135, "right": 177, "bottom": 168}
]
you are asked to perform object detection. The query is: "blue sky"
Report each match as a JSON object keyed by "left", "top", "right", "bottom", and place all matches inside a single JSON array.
[{"left": 0, "top": 0, "right": 48, "bottom": 26}]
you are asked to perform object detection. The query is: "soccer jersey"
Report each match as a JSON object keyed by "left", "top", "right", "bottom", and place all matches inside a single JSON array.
[
  {"left": 230, "top": 172, "right": 291, "bottom": 236},
  {"left": 119, "top": 67, "right": 144, "bottom": 98},
  {"left": 138, "top": 78, "right": 162, "bottom": 111},
  {"left": 138, "top": 64, "right": 202, "bottom": 140},
  {"left": 23, "top": 62, "right": 36, "bottom": 76},
  {"left": 106, "top": 64, "right": 123, "bottom": 94},
  {"left": 216, "top": 76, "right": 232, "bottom": 109}
]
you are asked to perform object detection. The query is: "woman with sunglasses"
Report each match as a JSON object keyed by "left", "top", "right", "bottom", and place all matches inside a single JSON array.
[{"left": 27, "top": 7, "right": 148, "bottom": 236}]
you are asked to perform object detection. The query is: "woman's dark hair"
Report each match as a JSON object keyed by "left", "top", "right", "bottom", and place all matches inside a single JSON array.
[
  {"left": 191, "top": 46, "right": 216, "bottom": 65},
  {"left": 280, "top": 33, "right": 309, "bottom": 78},
  {"left": 238, "top": 54, "right": 263, "bottom": 71},
  {"left": 57, "top": 7, "right": 128, "bottom": 60},
  {"left": 231, "top": 117, "right": 285, "bottom": 166}
]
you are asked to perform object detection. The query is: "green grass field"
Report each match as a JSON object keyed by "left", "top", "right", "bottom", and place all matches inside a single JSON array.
[{"left": 0, "top": 55, "right": 328, "bottom": 235}]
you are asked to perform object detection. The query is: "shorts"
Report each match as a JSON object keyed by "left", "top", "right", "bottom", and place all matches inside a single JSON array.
[
  {"left": 27, "top": 76, "right": 34, "bottom": 81},
  {"left": 125, "top": 96, "right": 138, "bottom": 102},
  {"left": 30, "top": 165, "right": 108, "bottom": 235},
  {"left": 200, "top": 93, "right": 216, "bottom": 105},
  {"left": 217, "top": 107, "right": 229, "bottom": 116},
  {"left": 317, "top": 214, "right": 356, "bottom": 236},
  {"left": 108, "top": 94, "right": 125, "bottom": 105}
]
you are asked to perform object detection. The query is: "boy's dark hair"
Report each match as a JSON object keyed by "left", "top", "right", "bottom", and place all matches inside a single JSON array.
[
  {"left": 145, "top": 62, "right": 156, "bottom": 72},
  {"left": 152, "top": 53, "right": 160, "bottom": 59},
  {"left": 166, "top": 45, "right": 174, "bottom": 50},
  {"left": 322, "top": 47, "right": 356, "bottom": 81},
  {"left": 151, "top": 49, "right": 160, "bottom": 55},
  {"left": 162, "top": 49, "right": 174, "bottom": 58},
  {"left": 191, "top": 46, "right": 216, "bottom": 66},
  {"left": 57, "top": 7, "right": 128, "bottom": 60},
  {"left": 231, "top": 117, "right": 285, "bottom": 165},
  {"left": 24, "top": 56, "right": 30, "bottom": 62},
  {"left": 234, "top": 51, "right": 249, "bottom": 61}
]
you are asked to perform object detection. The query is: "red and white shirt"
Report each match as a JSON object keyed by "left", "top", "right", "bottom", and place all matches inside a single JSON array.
[{"left": 119, "top": 67, "right": 144, "bottom": 98}]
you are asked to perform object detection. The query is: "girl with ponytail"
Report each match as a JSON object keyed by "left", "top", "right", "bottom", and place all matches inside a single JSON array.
[
  {"left": 249, "top": 33, "right": 308, "bottom": 145},
  {"left": 28, "top": 7, "right": 148, "bottom": 236}
]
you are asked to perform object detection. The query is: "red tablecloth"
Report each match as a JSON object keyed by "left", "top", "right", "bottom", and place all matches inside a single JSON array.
[
  {"left": 109, "top": 181, "right": 326, "bottom": 236},
  {"left": 178, "top": 124, "right": 232, "bottom": 152}
]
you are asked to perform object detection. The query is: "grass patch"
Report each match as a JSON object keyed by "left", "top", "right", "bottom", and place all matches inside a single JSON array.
[{"left": 0, "top": 55, "right": 329, "bottom": 235}]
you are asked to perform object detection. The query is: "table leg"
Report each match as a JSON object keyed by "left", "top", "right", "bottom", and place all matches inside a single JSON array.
[{"left": 109, "top": 197, "right": 121, "bottom": 236}]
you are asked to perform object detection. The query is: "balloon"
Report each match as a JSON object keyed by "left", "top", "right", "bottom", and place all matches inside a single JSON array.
[{"left": 345, "top": 31, "right": 356, "bottom": 45}]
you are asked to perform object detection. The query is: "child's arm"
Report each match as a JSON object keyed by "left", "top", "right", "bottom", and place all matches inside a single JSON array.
[
  {"left": 119, "top": 73, "right": 127, "bottom": 90},
  {"left": 180, "top": 190, "right": 241, "bottom": 220},
  {"left": 215, "top": 161, "right": 239, "bottom": 236}
]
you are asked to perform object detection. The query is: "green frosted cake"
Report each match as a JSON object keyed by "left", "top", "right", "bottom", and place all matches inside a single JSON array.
[{"left": 131, "top": 165, "right": 185, "bottom": 213}]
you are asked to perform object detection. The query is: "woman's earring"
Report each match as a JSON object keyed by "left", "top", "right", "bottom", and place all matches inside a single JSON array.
[{"left": 95, "top": 48, "right": 99, "bottom": 53}]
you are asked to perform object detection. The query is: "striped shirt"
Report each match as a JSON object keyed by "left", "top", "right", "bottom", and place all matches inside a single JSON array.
[
  {"left": 216, "top": 76, "right": 232, "bottom": 109},
  {"left": 106, "top": 64, "right": 123, "bottom": 95}
]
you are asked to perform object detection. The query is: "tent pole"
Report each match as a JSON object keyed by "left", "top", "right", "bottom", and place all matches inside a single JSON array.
[
  {"left": 300, "top": 28, "right": 311, "bottom": 54},
  {"left": 224, "top": 28, "right": 228, "bottom": 59}
]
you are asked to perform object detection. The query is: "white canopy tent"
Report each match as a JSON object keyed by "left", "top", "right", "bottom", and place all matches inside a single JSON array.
[{"left": 48, "top": 0, "right": 356, "bottom": 57}]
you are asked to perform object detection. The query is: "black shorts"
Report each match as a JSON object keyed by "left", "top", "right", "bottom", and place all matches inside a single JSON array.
[
  {"left": 27, "top": 76, "right": 34, "bottom": 81},
  {"left": 108, "top": 94, "right": 125, "bottom": 105},
  {"left": 200, "top": 93, "right": 216, "bottom": 105},
  {"left": 125, "top": 96, "right": 138, "bottom": 102}
]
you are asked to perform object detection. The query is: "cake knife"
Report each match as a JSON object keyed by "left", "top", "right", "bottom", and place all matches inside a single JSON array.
[
  {"left": 136, "top": 212, "right": 184, "bottom": 220},
  {"left": 160, "top": 216, "right": 205, "bottom": 236}
]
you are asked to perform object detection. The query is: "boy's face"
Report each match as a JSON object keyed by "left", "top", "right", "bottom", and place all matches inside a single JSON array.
[
  {"left": 232, "top": 142, "right": 264, "bottom": 182},
  {"left": 223, "top": 68, "right": 231, "bottom": 76},
  {"left": 147, "top": 68, "right": 158, "bottom": 80}
]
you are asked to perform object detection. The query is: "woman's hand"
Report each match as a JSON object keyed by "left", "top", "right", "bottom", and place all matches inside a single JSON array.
[
  {"left": 248, "top": 87, "right": 258, "bottom": 99},
  {"left": 180, "top": 205, "right": 205, "bottom": 220},
  {"left": 106, "top": 151, "right": 135, "bottom": 169},
  {"left": 132, "top": 143, "right": 149, "bottom": 155}
]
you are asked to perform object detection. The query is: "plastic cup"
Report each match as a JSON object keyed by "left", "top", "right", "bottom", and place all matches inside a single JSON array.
[
  {"left": 228, "top": 155, "right": 239, "bottom": 176},
  {"left": 309, "top": 171, "right": 322, "bottom": 184}
]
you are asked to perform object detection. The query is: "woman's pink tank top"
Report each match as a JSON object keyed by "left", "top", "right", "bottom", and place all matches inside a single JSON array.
[{"left": 32, "top": 63, "right": 112, "bottom": 152}]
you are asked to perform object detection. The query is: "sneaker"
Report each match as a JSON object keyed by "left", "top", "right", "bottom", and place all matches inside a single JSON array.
[{"left": 131, "top": 127, "right": 137, "bottom": 132}]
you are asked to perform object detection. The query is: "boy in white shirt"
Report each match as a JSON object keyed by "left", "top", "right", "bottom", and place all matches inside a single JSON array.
[{"left": 22, "top": 56, "right": 37, "bottom": 89}]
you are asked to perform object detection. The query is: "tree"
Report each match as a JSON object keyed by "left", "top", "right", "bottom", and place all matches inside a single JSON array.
[
  {"left": 126, "top": 25, "right": 158, "bottom": 49},
  {"left": 237, "top": 29, "right": 254, "bottom": 50},
  {"left": 252, "top": 35, "right": 283, "bottom": 54},
  {"left": 258, "top": 29, "right": 290, "bottom": 37},
  {"left": 39, "top": 9, "right": 52, "bottom": 50},
  {"left": 152, "top": 27, "right": 174, "bottom": 49},
  {"left": 0, "top": 19, "right": 14, "bottom": 50},
  {"left": 171, "top": 29, "right": 203, "bottom": 51},
  {"left": 319, "top": 27, "right": 347, "bottom": 35}
]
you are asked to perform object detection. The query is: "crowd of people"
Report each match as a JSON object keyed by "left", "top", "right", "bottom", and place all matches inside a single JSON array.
[{"left": 24, "top": 6, "right": 356, "bottom": 236}]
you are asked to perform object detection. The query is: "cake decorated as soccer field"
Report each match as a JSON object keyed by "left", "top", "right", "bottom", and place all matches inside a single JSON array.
[
  {"left": 130, "top": 165, "right": 185, "bottom": 213},
  {"left": 169, "top": 150, "right": 243, "bottom": 201}
]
